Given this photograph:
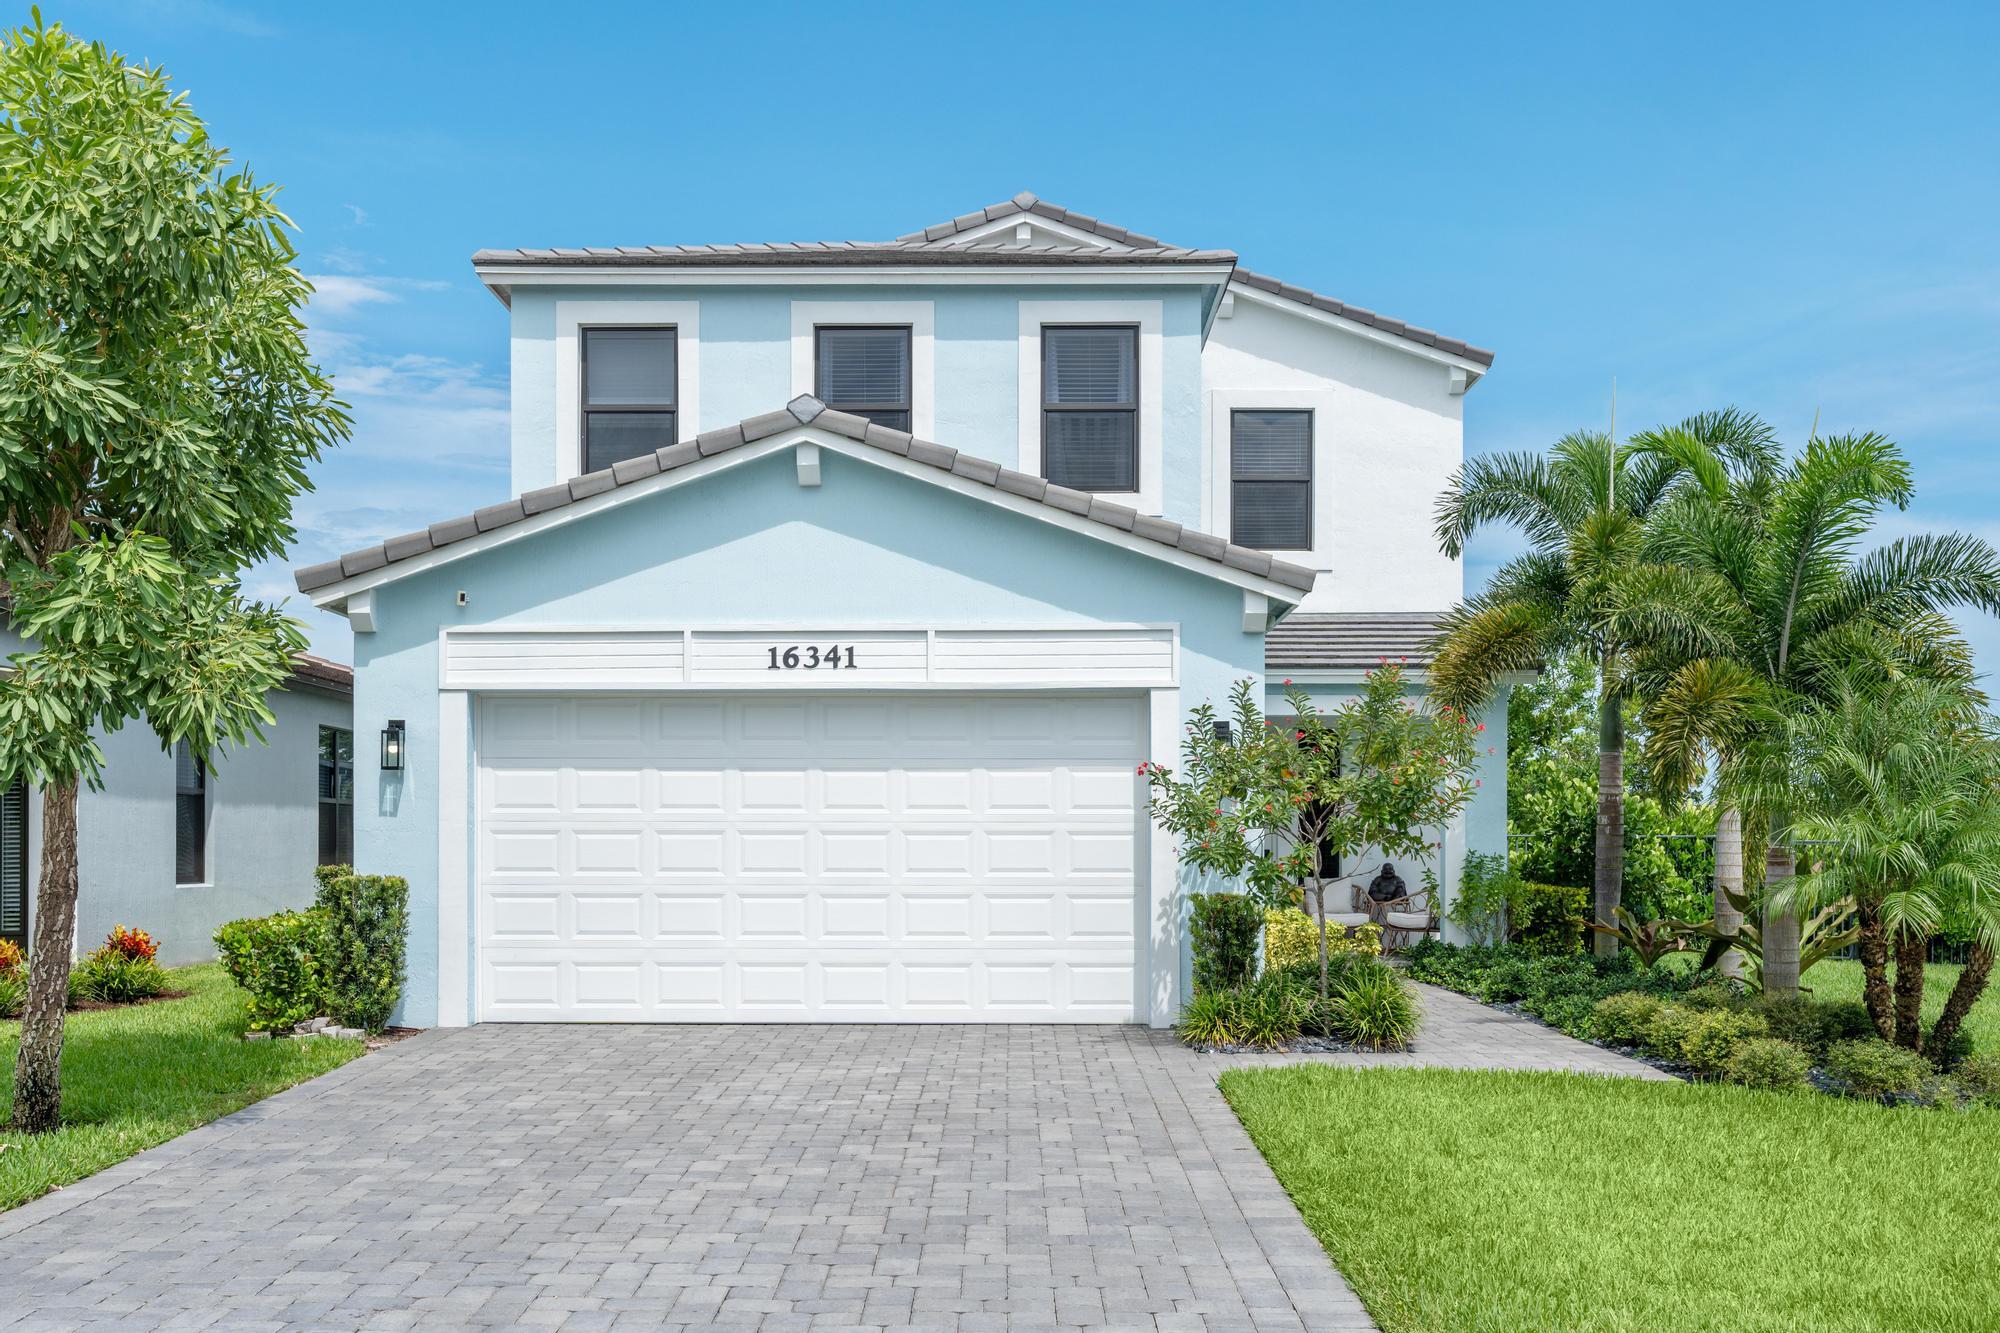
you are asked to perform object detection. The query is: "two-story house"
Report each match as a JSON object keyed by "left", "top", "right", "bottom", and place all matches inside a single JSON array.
[{"left": 295, "top": 193, "right": 1506, "bottom": 1029}]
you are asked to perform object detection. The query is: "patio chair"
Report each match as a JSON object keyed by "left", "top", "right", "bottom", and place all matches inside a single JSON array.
[{"left": 1377, "top": 886, "right": 1439, "bottom": 951}]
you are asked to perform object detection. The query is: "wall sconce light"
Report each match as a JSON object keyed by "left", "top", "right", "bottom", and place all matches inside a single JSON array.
[{"left": 380, "top": 719, "right": 406, "bottom": 771}]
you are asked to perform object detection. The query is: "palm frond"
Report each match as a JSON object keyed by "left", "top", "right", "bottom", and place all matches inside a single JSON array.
[
  {"left": 1639, "top": 658, "right": 1767, "bottom": 798},
  {"left": 1808, "top": 531, "right": 2000, "bottom": 635},
  {"left": 1433, "top": 449, "right": 1581, "bottom": 558},
  {"left": 1427, "top": 598, "right": 1566, "bottom": 712}
]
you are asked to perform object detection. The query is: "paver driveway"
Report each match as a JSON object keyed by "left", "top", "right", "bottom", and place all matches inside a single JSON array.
[{"left": 0, "top": 1025, "right": 1372, "bottom": 1332}]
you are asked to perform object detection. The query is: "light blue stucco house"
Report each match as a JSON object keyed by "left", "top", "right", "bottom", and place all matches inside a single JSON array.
[
  {"left": 295, "top": 193, "right": 1509, "bottom": 1029},
  {"left": 0, "top": 651, "right": 354, "bottom": 967}
]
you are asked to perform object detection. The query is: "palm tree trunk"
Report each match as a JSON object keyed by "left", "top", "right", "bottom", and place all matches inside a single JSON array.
[
  {"left": 1712, "top": 807, "right": 1745, "bottom": 981},
  {"left": 1592, "top": 688, "right": 1624, "bottom": 959},
  {"left": 1927, "top": 943, "right": 1993, "bottom": 1057},
  {"left": 1762, "top": 824, "right": 1801, "bottom": 996},
  {"left": 1892, "top": 929, "right": 1928, "bottom": 1051},
  {"left": 12, "top": 782, "right": 80, "bottom": 1134},
  {"left": 1856, "top": 898, "right": 1894, "bottom": 1040}
]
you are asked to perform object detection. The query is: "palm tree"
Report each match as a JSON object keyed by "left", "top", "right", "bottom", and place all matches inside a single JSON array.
[
  {"left": 1432, "top": 416, "right": 1769, "bottom": 955},
  {"left": 1614, "top": 428, "right": 2000, "bottom": 994},
  {"left": 1779, "top": 673, "right": 2000, "bottom": 1051}
]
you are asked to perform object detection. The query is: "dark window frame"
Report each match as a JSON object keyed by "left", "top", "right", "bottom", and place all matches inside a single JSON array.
[
  {"left": 1040, "top": 323, "right": 1140, "bottom": 494},
  {"left": 814, "top": 324, "right": 913, "bottom": 429},
  {"left": 318, "top": 725, "right": 354, "bottom": 867},
  {"left": 580, "top": 324, "right": 679, "bottom": 474},
  {"left": 175, "top": 740, "right": 206, "bottom": 886},
  {"left": 1, "top": 776, "right": 26, "bottom": 949},
  {"left": 1230, "top": 408, "right": 1314, "bottom": 550}
]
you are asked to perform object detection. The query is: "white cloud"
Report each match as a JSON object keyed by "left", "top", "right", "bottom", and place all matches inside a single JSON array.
[
  {"left": 344, "top": 204, "right": 370, "bottom": 227},
  {"left": 303, "top": 273, "right": 451, "bottom": 319}
]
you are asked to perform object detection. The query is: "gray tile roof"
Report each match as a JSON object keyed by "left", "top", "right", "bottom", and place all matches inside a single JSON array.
[
  {"left": 294, "top": 397, "right": 1317, "bottom": 597},
  {"left": 471, "top": 240, "right": 1235, "bottom": 267},
  {"left": 287, "top": 653, "right": 352, "bottom": 695},
  {"left": 1264, "top": 612, "right": 1448, "bottom": 671},
  {"left": 897, "top": 192, "right": 1495, "bottom": 369}
]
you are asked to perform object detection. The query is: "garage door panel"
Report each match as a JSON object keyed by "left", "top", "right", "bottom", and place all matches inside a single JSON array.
[{"left": 477, "top": 694, "right": 1143, "bottom": 1022}]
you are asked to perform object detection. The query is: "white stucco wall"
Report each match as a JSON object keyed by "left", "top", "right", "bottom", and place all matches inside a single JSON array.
[{"left": 1203, "top": 296, "right": 1467, "bottom": 613}]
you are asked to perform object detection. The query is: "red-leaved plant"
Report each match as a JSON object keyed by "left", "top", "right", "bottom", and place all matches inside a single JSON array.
[
  {"left": 103, "top": 924, "right": 159, "bottom": 963},
  {"left": 0, "top": 937, "right": 24, "bottom": 976}
]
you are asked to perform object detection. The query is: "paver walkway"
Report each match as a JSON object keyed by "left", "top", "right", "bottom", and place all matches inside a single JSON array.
[{"left": 0, "top": 987, "right": 1662, "bottom": 1332}]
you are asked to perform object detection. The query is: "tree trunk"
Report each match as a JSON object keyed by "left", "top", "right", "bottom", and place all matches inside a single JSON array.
[
  {"left": 1592, "top": 689, "right": 1624, "bottom": 959},
  {"left": 1927, "top": 943, "right": 1993, "bottom": 1057},
  {"left": 12, "top": 782, "right": 80, "bottom": 1134},
  {"left": 1761, "top": 828, "right": 1800, "bottom": 997},
  {"left": 1892, "top": 929, "right": 1928, "bottom": 1052},
  {"left": 1314, "top": 882, "right": 1331, "bottom": 1000},
  {"left": 1855, "top": 899, "right": 1894, "bottom": 1040},
  {"left": 1711, "top": 807, "right": 1745, "bottom": 981}
]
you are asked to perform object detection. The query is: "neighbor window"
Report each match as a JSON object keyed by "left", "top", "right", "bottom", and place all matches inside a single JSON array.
[
  {"left": 1, "top": 777, "right": 25, "bottom": 949},
  {"left": 1042, "top": 325, "right": 1138, "bottom": 491},
  {"left": 318, "top": 726, "right": 354, "bottom": 866},
  {"left": 175, "top": 740, "right": 205, "bottom": 885},
  {"left": 1231, "top": 409, "right": 1313, "bottom": 549},
  {"left": 581, "top": 326, "right": 677, "bottom": 473},
  {"left": 816, "top": 326, "right": 912, "bottom": 429}
]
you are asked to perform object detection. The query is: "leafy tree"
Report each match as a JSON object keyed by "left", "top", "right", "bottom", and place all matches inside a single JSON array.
[
  {"left": 1431, "top": 415, "right": 1762, "bottom": 955},
  {"left": 1144, "top": 667, "right": 1479, "bottom": 996},
  {"left": 1616, "top": 426, "right": 2000, "bottom": 994},
  {"left": 0, "top": 15, "right": 347, "bottom": 1131},
  {"left": 1776, "top": 674, "right": 2000, "bottom": 1052}
]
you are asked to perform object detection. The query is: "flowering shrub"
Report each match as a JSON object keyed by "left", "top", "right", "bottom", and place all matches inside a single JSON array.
[
  {"left": 103, "top": 924, "right": 159, "bottom": 962},
  {"left": 1264, "top": 910, "right": 1381, "bottom": 971},
  {"left": 0, "top": 937, "right": 24, "bottom": 976}
]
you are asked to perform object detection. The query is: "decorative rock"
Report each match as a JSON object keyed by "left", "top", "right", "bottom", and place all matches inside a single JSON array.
[
  {"left": 332, "top": 1027, "right": 364, "bottom": 1040},
  {"left": 244, "top": 1030, "right": 271, "bottom": 1042},
  {"left": 306, "top": 1016, "right": 332, "bottom": 1033}
]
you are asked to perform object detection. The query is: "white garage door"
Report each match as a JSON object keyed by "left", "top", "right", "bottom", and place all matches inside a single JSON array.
[{"left": 476, "top": 693, "right": 1145, "bottom": 1022}]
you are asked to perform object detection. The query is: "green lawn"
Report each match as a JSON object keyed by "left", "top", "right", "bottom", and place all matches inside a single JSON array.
[
  {"left": 1802, "top": 958, "right": 1997, "bottom": 1052},
  {"left": 0, "top": 963, "right": 362, "bottom": 1212},
  {"left": 1223, "top": 1065, "right": 1999, "bottom": 1333}
]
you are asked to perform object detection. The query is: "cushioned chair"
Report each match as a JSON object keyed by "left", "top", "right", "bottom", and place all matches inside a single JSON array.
[
  {"left": 1310, "top": 881, "right": 1374, "bottom": 930},
  {"left": 1377, "top": 888, "right": 1438, "bottom": 951}
]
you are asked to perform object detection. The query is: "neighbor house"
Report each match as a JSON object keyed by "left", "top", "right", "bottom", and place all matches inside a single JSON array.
[
  {"left": 294, "top": 192, "right": 1511, "bottom": 1028},
  {"left": 0, "top": 651, "right": 355, "bottom": 967}
]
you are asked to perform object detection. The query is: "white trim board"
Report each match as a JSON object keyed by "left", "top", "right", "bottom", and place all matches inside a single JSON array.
[
  {"left": 305, "top": 425, "right": 1311, "bottom": 609},
  {"left": 789, "top": 300, "right": 935, "bottom": 439},
  {"left": 553, "top": 299, "right": 702, "bottom": 487},
  {"left": 1017, "top": 299, "right": 1165, "bottom": 518},
  {"left": 1227, "top": 283, "right": 1490, "bottom": 381}
]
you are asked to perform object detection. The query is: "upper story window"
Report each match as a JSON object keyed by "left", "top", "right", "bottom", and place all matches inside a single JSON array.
[
  {"left": 318, "top": 726, "right": 354, "bottom": 867},
  {"left": 816, "top": 326, "right": 912, "bottom": 430},
  {"left": 581, "top": 326, "right": 677, "bottom": 473},
  {"left": 1231, "top": 409, "right": 1313, "bottom": 550},
  {"left": 174, "top": 740, "right": 205, "bottom": 885},
  {"left": 1041, "top": 325, "right": 1137, "bottom": 492}
]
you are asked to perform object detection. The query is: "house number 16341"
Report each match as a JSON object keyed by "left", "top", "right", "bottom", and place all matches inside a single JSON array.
[{"left": 767, "top": 644, "right": 858, "bottom": 670}]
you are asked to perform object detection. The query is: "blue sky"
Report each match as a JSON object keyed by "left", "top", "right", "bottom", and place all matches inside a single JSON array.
[{"left": 47, "top": 1, "right": 2000, "bottom": 673}]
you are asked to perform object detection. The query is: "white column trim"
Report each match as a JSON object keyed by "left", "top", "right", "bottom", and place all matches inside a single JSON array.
[
  {"left": 789, "top": 299, "right": 935, "bottom": 438},
  {"left": 1019, "top": 299, "right": 1165, "bottom": 516},
  {"left": 1146, "top": 684, "right": 1181, "bottom": 1027},
  {"left": 436, "top": 690, "right": 472, "bottom": 1028},
  {"left": 554, "top": 299, "right": 701, "bottom": 486}
]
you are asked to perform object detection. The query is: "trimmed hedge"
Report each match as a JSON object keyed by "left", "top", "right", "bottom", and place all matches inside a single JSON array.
[
  {"left": 215, "top": 910, "right": 330, "bottom": 1033},
  {"left": 215, "top": 867, "right": 409, "bottom": 1034},
  {"left": 1189, "top": 893, "right": 1263, "bottom": 995},
  {"left": 1265, "top": 908, "right": 1382, "bottom": 972}
]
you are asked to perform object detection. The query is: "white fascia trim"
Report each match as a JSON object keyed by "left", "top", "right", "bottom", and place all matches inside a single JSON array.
[
  {"left": 789, "top": 299, "right": 935, "bottom": 439},
  {"left": 1018, "top": 299, "right": 1165, "bottom": 517},
  {"left": 935, "top": 214, "right": 1136, "bottom": 252},
  {"left": 554, "top": 299, "right": 701, "bottom": 487},
  {"left": 1227, "top": 283, "right": 1489, "bottom": 383},
  {"left": 1202, "top": 385, "right": 1340, "bottom": 545},
  {"left": 306, "top": 426, "right": 1308, "bottom": 609},
  {"left": 481, "top": 264, "right": 1232, "bottom": 296}
]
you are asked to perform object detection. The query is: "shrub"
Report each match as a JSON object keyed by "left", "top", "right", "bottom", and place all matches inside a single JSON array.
[
  {"left": 1329, "top": 967, "right": 1420, "bottom": 1051},
  {"left": 1641, "top": 1005, "right": 1699, "bottom": 1061},
  {"left": 316, "top": 872, "right": 409, "bottom": 1033},
  {"left": 1265, "top": 908, "right": 1381, "bottom": 972},
  {"left": 1591, "top": 992, "right": 1664, "bottom": 1046},
  {"left": 1823, "top": 1039, "right": 1935, "bottom": 1098},
  {"left": 1190, "top": 893, "right": 1264, "bottom": 994},
  {"left": 1530, "top": 992, "right": 1599, "bottom": 1039},
  {"left": 68, "top": 944, "right": 168, "bottom": 1004},
  {"left": 102, "top": 923, "right": 159, "bottom": 963},
  {"left": 1682, "top": 982, "right": 1749, "bottom": 1012},
  {"left": 1676, "top": 1010, "right": 1770, "bottom": 1076},
  {"left": 1234, "top": 976, "right": 1310, "bottom": 1049},
  {"left": 1952, "top": 1053, "right": 2000, "bottom": 1107},
  {"left": 215, "top": 910, "right": 330, "bottom": 1033},
  {"left": 1725, "top": 1038, "right": 1813, "bottom": 1091},
  {"left": 0, "top": 968, "right": 22, "bottom": 1019},
  {"left": 0, "top": 937, "right": 24, "bottom": 976},
  {"left": 1513, "top": 881, "right": 1589, "bottom": 957},
  {"left": 1175, "top": 989, "right": 1236, "bottom": 1047}
]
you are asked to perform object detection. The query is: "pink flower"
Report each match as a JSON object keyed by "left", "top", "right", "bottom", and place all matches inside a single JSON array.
[
  {"left": 1283, "top": 678, "right": 1293, "bottom": 686},
  {"left": 1475, "top": 779, "right": 1483, "bottom": 787}
]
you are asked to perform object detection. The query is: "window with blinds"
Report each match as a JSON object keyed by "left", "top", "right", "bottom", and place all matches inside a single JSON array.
[
  {"left": 318, "top": 726, "right": 354, "bottom": 866},
  {"left": 581, "top": 326, "right": 677, "bottom": 473},
  {"left": 1231, "top": 409, "right": 1313, "bottom": 549},
  {"left": 1042, "top": 325, "right": 1138, "bottom": 491},
  {"left": 815, "top": 326, "right": 912, "bottom": 429},
  {"left": 1, "top": 778, "right": 25, "bottom": 948},
  {"left": 175, "top": 740, "right": 206, "bottom": 885}
]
